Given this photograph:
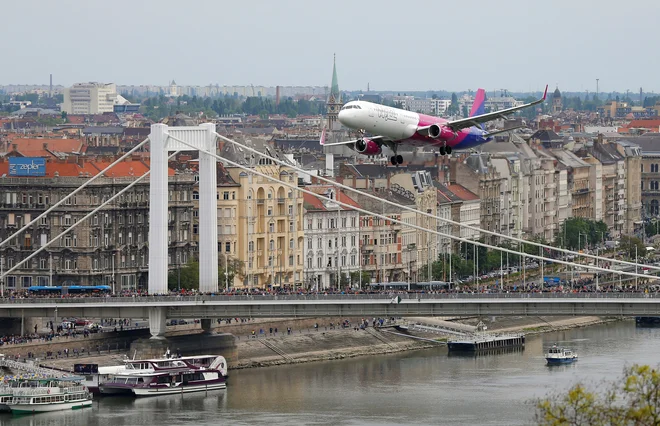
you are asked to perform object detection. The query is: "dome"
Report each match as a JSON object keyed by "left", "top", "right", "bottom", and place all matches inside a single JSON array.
[{"left": 553, "top": 87, "right": 561, "bottom": 98}]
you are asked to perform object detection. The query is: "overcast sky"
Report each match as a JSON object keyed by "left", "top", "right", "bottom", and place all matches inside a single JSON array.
[{"left": 2, "top": 0, "right": 657, "bottom": 93}]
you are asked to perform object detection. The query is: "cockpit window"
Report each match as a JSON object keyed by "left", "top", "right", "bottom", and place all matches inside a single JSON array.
[{"left": 341, "top": 105, "right": 361, "bottom": 111}]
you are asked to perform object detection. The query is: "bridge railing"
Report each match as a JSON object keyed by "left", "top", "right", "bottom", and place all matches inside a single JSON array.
[{"left": 0, "top": 292, "right": 658, "bottom": 305}]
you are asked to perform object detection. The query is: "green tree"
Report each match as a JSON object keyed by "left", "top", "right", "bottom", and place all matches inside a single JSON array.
[
  {"left": 619, "top": 235, "right": 646, "bottom": 259},
  {"left": 536, "top": 365, "right": 660, "bottom": 425},
  {"left": 167, "top": 260, "right": 199, "bottom": 291},
  {"left": 350, "top": 271, "right": 372, "bottom": 287}
]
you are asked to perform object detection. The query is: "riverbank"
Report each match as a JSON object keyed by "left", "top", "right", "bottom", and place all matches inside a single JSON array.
[{"left": 36, "top": 315, "right": 625, "bottom": 372}]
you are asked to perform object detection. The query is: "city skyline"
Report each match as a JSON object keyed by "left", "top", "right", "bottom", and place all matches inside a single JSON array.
[{"left": 1, "top": 0, "right": 659, "bottom": 93}]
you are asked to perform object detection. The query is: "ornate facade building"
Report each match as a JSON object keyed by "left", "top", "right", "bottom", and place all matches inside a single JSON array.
[
  {"left": 302, "top": 186, "right": 361, "bottom": 289},
  {"left": 0, "top": 157, "right": 196, "bottom": 292},
  {"left": 221, "top": 138, "right": 305, "bottom": 288}
]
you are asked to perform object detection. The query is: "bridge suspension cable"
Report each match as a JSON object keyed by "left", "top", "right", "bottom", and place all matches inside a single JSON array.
[
  {"left": 212, "top": 131, "right": 659, "bottom": 273},
  {"left": 0, "top": 138, "right": 150, "bottom": 250},
  {"left": 167, "top": 133, "right": 655, "bottom": 282},
  {"left": 0, "top": 150, "right": 181, "bottom": 281}
]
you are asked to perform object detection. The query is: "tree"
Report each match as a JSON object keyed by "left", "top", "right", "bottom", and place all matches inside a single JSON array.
[
  {"left": 350, "top": 271, "right": 372, "bottom": 287},
  {"left": 167, "top": 260, "right": 199, "bottom": 291},
  {"left": 536, "top": 365, "right": 660, "bottom": 425},
  {"left": 619, "top": 235, "right": 646, "bottom": 259}
]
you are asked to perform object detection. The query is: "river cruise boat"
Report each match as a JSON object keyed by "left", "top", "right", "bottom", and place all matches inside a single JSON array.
[
  {"left": 545, "top": 345, "right": 578, "bottom": 365},
  {"left": 6, "top": 378, "right": 92, "bottom": 414},
  {"left": 98, "top": 355, "right": 228, "bottom": 397},
  {"left": 80, "top": 354, "right": 227, "bottom": 395}
]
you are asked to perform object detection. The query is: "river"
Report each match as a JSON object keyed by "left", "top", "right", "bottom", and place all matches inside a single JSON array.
[{"left": 2, "top": 320, "right": 659, "bottom": 425}]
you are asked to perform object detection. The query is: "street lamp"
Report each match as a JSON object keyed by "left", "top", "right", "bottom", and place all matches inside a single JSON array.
[{"left": 224, "top": 252, "right": 229, "bottom": 292}]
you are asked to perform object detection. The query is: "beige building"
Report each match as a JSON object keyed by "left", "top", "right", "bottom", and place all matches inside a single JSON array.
[
  {"left": 62, "top": 82, "right": 118, "bottom": 115},
  {"left": 225, "top": 164, "right": 305, "bottom": 289},
  {"left": 614, "top": 141, "right": 642, "bottom": 234},
  {"left": 390, "top": 171, "right": 439, "bottom": 281}
]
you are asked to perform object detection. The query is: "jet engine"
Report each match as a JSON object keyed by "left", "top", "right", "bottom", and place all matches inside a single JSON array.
[
  {"left": 428, "top": 124, "right": 442, "bottom": 138},
  {"left": 354, "top": 138, "right": 382, "bottom": 155},
  {"left": 427, "top": 124, "right": 457, "bottom": 140}
]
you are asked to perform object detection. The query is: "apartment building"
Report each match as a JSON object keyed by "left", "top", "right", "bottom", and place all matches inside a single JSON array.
[
  {"left": 302, "top": 186, "right": 360, "bottom": 289},
  {"left": 0, "top": 157, "right": 195, "bottom": 292},
  {"left": 62, "top": 82, "right": 119, "bottom": 115}
]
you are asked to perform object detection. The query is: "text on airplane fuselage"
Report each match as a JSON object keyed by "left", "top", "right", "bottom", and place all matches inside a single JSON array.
[{"left": 374, "top": 106, "right": 398, "bottom": 122}]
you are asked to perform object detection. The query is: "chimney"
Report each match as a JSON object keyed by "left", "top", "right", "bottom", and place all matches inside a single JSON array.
[{"left": 43, "top": 143, "right": 48, "bottom": 150}]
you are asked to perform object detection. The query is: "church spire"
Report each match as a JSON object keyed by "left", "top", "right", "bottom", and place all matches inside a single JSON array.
[
  {"left": 326, "top": 54, "right": 343, "bottom": 130},
  {"left": 330, "top": 53, "right": 340, "bottom": 101}
]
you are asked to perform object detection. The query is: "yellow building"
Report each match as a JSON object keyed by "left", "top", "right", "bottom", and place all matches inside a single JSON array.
[{"left": 226, "top": 163, "right": 305, "bottom": 289}]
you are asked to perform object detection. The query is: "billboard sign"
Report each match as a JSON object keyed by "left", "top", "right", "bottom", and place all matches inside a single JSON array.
[{"left": 8, "top": 157, "right": 46, "bottom": 177}]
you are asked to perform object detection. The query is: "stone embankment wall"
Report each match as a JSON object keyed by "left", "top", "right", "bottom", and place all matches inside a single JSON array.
[{"left": 0, "top": 329, "right": 149, "bottom": 359}]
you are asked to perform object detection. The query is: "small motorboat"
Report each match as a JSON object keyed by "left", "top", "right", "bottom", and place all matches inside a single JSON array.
[{"left": 545, "top": 345, "right": 578, "bottom": 365}]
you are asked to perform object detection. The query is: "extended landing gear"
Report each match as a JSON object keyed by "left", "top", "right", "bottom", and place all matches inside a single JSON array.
[
  {"left": 438, "top": 145, "right": 453, "bottom": 156},
  {"left": 390, "top": 155, "right": 403, "bottom": 165}
]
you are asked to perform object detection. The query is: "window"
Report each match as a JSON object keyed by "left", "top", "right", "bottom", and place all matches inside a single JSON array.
[
  {"left": 225, "top": 242, "right": 231, "bottom": 253},
  {"left": 307, "top": 258, "right": 312, "bottom": 269},
  {"left": 192, "top": 191, "right": 199, "bottom": 200},
  {"left": 289, "top": 221, "right": 294, "bottom": 232},
  {"left": 269, "top": 222, "right": 274, "bottom": 233},
  {"left": 307, "top": 219, "right": 313, "bottom": 230},
  {"left": 307, "top": 238, "right": 312, "bottom": 249},
  {"left": 269, "top": 239, "right": 275, "bottom": 251},
  {"left": 288, "top": 205, "right": 293, "bottom": 215},
  {"left": 317, "top": 238, "right": 322, "bottom": 248},
  {"left": 248, "top": 241, "right": 254, "bottom": 252},
  {"left": 289, "top": 238, "right": 294, "bottom": 249},
  {"left": 317, "top": 219, "right": 323, "bottom": 229},
  {"left": 223, "top": 192, "right": 230, "bottom": 200},
  {"left": 64, "top": 215, "right": 72, "bottom": 226},
  {"left": 267, "top": 208, "right": 272, "bottom": 216},
  {"left": 289, "top": 255, "right": 294, "bottom": 266}
]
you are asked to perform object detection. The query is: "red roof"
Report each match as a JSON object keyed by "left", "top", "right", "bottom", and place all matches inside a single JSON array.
[
  {"left": 66, "top": 115, "right": 85, "bottom": 125},
  {"left": 446, "top": 184, "right": 479, "bottom": 201},
  {"left": 0, "top": 158, "right": 174, "bottom": 178},
  {"left": 8, "top": 138, "right": 84, "bottom": 158},
  {"left": 303, "top": 186, "right": 361, "bottom": 211}
]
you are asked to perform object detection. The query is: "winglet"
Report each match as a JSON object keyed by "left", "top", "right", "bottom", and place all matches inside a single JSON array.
[
  {"left": 542, "top": 85, "right": 548, "bottom": 101},
  {"left": 319, "top": 128, "right": 326, "bottom": 145}
]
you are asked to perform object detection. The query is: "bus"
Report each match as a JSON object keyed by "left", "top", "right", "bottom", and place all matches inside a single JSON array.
[{"left": 27, "top": 285, "right": 111, "bottom": 295}]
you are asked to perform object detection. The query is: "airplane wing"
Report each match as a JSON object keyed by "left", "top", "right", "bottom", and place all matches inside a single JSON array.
[
  {"left": 483, "top": 125, "right": 526, "bottom": 138},
  {"left": 444, "top": 85, "right": 548, "bottom": 132},
  {"left": 319, "top": 131, "right": 385, "bottom": 147}
]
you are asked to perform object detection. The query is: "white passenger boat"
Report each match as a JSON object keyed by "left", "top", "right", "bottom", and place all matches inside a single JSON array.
[
  {"left": 7, "top": 378, "right": 92, "bottom": 414},
  {"left": 99, "top": 355, "right": 228, "bottom": 397},
  {"left": 545, "top": 345, "right": 578, "bottom": 365}
]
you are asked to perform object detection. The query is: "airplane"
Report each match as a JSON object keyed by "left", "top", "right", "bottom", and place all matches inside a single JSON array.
[{"left": 321, "top": 85, "right": 548, "bottom": 165}]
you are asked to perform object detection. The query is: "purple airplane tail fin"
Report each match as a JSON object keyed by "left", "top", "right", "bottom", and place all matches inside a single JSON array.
[{"left": 469, "top": 88, "right": 486, "bottom": 118}]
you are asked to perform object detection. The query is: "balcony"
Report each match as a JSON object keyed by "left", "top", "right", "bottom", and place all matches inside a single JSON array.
[{"left": 277, "top": 198, "right": 285, "bottom": 204}]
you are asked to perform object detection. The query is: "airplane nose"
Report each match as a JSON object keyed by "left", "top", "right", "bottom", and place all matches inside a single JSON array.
[{"left": 338, "top": 109, "right": 347, "bottom": 123}]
